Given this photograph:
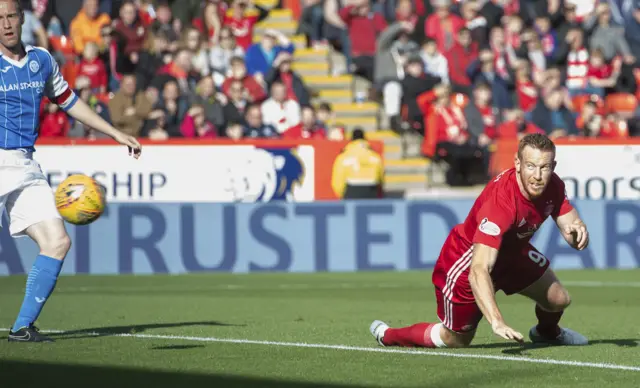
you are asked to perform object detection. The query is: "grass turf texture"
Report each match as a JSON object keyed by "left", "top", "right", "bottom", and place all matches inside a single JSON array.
[{"left": 1, "top": 270, "right": 640, "bottom": 387}]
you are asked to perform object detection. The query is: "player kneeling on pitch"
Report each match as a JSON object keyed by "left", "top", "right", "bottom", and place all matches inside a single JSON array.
[{"left": 371, "top": 133, "right": 589, "bottom": 348}]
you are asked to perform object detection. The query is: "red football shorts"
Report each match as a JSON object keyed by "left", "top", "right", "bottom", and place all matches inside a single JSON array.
[{"left": 432, "top": 237, "right": 550, "bottom": 333}]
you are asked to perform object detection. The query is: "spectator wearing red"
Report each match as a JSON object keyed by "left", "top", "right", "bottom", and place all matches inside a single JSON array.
[
  {"left": 39, "top": 99, "right": 70, "bottom": 138},
  {"left": 283, "top": 106, "right": 326, "bottom": 139},
  {"left": 181, "top": 104, "right": 218, "bottom": 138},
  {"left": 222, "top": 56, "right": 267, "bottom": 103},
  {"left": 395, "top": 0, "right": 417, "bottom": 25},
  {"left": 261, "top": 81, "right": 301, "bottom": 134},
  {"left": 113, "top": 1, "right": 148, "bottom": 59},
  {"left": 425, "top": 0, "right": 464, "bottom": 53},
  {"left": 576, "top": 100, "right": 627, "bottom": 138},
  {"left": 192, "top": 1, "right": 222, "bottom": 45},
  {"left": 339, "top": 0, "right": 387, "bottom": 81},
  {"left": 77, "top": 42, "right": 108, "bottom": 94},
  {"left": 422, "top": 84, "right": 485, "bottom": 186},
  {"left": 223, "top": 0, "right": 269, "bottom": 50},
  {"left": 586, "top": 48, "right": 619, "bottom": 97},
  {"left": 444, "top": 28, "right": 477, "bottom": 95},
  {"left": 515, "top": 59, "right": 538, "bottom": 112}
]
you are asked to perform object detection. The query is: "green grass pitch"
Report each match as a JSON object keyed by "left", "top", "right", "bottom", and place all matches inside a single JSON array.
[{"left": 1, "top": 270, "right": 640, "bottom": 387}]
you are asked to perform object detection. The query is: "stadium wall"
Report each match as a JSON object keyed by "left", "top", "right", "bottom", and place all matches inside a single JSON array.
[{"left": 1, "top": 200, "right": 639, "bottom": 276}]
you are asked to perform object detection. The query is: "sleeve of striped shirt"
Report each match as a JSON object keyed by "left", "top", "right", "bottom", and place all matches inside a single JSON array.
[{"left": 44, "top": 52, "right": 78, "bottom": 112}]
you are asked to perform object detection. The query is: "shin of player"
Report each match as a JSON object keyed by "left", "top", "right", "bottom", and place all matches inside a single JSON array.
[{"left": 11, "top": 220, "right": 70, "bottom": 334}]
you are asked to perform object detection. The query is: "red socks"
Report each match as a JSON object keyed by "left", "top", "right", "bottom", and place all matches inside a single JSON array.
[
  {"left": 382, "top": 323, "right": 438, "bottom": 348},
  {"left": 535, "top": 305, "right": 563, "bottom": 339}
]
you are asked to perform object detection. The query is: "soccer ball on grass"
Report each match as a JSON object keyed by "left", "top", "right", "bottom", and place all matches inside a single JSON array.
[{"left": 54, "top": 174, "right": 106, "bottom": 225}]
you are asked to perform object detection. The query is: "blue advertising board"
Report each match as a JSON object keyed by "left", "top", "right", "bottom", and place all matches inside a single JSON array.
[{"left": 1, "top": 200, "right": 639, "bottom": 275}]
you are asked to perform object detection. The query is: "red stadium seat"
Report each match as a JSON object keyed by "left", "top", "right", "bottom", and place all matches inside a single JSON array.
[
  {"left": 571, "top": 94, "right": 604, "bottom": 114},
  {"left": 49, "top": 36, "right": 75, "bottom": 56},
  {"left": 605, "top": 93, "right": 638, "bottom": 118}
]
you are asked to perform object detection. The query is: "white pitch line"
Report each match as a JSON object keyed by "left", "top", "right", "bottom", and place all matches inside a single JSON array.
[
  {"left": 3, "top": 329, "right": 640, "bottom": 372},
  {"left": 51, "top": 281, "right": 640, "bottom": 294},
  {"left": 563, "top": 281, "right": 640, "bottom": 288}
]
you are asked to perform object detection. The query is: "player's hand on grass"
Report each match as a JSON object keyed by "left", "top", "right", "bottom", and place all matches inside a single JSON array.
[
  {"left": 113, "top": 132, "right": 142, "bottom": 159},
  {"left": 491, "top": 320, "right": 524, "bottom": 343},
  {"left": 563, "top": 221, "right": 589, "bottom": 250}
]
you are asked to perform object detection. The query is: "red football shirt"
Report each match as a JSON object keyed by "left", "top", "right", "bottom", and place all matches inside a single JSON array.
[
  {"left": 223, "top": 9, "right": 260, "bottom": 50},
  {"left": 432, "top": 168, "right": 572, "bottom": 302},
  {"left": 458, "top": 168, "right": 572, "bottom": 251}
]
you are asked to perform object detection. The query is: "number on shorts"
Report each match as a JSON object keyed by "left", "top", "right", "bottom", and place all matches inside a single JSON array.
[{"left": 528, "top": 250, "right": 548, "bottom": 267}]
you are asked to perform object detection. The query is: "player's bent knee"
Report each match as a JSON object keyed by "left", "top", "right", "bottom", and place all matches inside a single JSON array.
[
  {"left": 440, "top": 326, "right": 475, "bottom": 348},
  {"left": 40, "top": 233, "right": 71, "bottom": 259},
  {"left": 546, "top": 287, "right": 571, "bottom": 312}
]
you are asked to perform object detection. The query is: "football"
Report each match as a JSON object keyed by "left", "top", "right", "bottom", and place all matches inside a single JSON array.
[{"left": 54, "top": 174, "right": 106, "bottom": 225}]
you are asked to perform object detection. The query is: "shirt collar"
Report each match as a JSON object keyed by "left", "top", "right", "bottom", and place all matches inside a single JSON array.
[{"left": 0, "top": 44, "right": 34, "bottom": 57}]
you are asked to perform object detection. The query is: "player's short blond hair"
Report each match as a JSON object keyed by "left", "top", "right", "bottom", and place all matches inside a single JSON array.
[{"left": 517, "top": 133, "right": 556, "bottom": 159}]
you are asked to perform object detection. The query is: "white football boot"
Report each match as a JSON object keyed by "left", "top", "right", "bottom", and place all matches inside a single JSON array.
[
  {"left": 370, "top": 320, "right": 389, "bottom": 346},
  {"left": 529, "top": 326, "right": 589, "bottom": 346}
]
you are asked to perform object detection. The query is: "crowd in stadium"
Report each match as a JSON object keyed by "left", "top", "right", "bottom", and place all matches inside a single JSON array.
[{"left": 31, "top": 0, "right": 640, "bottom": 177}]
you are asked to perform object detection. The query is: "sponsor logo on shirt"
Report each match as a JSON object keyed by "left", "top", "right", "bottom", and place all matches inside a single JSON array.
[
  {"left": 479, "top": 218, "right": 501, "bottom": 236},
  {"left": 0, "top": 80, "right": 45, "bottom": 93}
]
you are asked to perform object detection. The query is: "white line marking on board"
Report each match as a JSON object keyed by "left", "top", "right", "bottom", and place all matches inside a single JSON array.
[{"left": 2, "top": 329, "right": 640, "bottom": 372}]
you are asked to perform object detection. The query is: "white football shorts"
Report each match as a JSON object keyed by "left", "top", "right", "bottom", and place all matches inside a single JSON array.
[{"left": 0, "top": 149, "right": 61, "bottom": 237}]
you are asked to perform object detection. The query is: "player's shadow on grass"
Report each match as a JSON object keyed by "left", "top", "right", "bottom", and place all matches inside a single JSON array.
[
  {"left": 0, "top": 359, "right": 368, "bottom": 388},
  {"left": 468, "top": 338, "right": 640, "bottom": 355},
  {"left": 49, "top": 321, "right": 244, "bottom": 340}
]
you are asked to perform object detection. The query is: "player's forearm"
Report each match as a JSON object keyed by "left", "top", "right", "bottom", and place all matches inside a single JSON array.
[
  {"left": 469, "top": 266, "right": 504, "bottom": 325},
  {"left": 67, "top": 99, "right": 122, "bottom": 139}
]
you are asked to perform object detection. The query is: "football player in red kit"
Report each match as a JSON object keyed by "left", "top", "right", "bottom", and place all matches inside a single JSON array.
[{"left": 371, "top": 133, "right": 589, "bottom": 348}]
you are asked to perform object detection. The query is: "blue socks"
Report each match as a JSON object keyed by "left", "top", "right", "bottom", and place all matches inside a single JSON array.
[{"left": 12, "top": 255, "right": 63, "bottom": 332}]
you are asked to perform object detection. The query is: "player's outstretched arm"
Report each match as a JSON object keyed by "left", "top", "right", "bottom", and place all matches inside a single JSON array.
[
  {"left": 469, "top": 243, "right": 524, "bottom": 343},
  {"left": 555, "top": 208, "right": 589, "bottom": 251},
  {"left": 66, "top": 99, "right": 142, "bottom": 159}
]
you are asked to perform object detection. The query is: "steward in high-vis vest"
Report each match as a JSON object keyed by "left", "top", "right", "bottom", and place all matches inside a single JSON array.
[{"left": 331, "top": 129, "right": 384, "bottom": 199}]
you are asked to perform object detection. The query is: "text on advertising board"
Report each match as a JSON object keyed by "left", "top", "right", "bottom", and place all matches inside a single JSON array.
[{"left": 2, "top": 200, "right": 639, "bottom": 275}]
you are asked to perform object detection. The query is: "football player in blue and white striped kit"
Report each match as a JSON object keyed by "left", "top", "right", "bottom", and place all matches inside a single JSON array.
[{"left": 0, "top": 0, "right": 142, "bottom": 342}]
